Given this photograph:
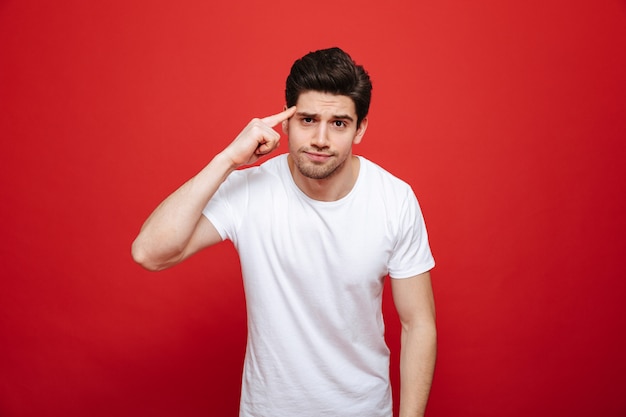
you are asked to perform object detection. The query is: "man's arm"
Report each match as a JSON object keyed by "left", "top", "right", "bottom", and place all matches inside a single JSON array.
[
  {"left": 391, "top": 271, "right": 437, "bottom": 417},
  {"left": 131, "top": 106, "right": 296, "bottom": 271}
]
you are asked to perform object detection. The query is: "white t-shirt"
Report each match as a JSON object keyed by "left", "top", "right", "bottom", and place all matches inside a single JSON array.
[{"left": 203, "top": 154, "right": 434, "bottom": 417}]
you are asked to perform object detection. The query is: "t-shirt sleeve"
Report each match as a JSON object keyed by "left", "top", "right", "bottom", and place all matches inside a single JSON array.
[
  {"left": 387, "top": 189, "right": 435, "bottom": 279},
  {"left": 201, "top": 171, "right": 247, "bottom": 243}
]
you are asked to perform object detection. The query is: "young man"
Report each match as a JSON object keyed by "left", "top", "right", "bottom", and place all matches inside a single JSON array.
[{"left": 132, "top": 47, "right": 436, "bottom": 417}]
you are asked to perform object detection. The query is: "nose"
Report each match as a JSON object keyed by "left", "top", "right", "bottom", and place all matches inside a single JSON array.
[{"left": 311, "top": 123, "right": 329, "bottom": 148}]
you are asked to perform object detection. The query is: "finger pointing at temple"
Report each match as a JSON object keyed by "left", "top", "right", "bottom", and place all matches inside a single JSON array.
[{"left": 261, "top": 106, "right": 296, "bottom": 127}]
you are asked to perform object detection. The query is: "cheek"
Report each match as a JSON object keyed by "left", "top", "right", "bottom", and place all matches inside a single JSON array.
[
  {"left": 287, "top": 127, "right": 306, "bottom": 143},
  {"left": 332, "top": 132, "right": 358, "bottom": 148}
]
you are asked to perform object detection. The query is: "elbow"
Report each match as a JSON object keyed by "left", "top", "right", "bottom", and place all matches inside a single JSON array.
[
  {"left": 421, "top": 320, "right": 438, "bottom": 341},
  {"left": 131, "top": 239, "right": 164, "bottom": 272},
  {"left": 402, "top": 318, "right": 437, "bottom": 342},
  {"left": 423, "top": 323, "right": 438, "bottom": 351}
]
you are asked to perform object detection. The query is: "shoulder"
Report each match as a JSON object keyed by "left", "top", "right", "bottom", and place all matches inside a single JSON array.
[
  {"left": 358, "top": 156, "right": 414, "bottom": 197},
  {"left": 257, "top": 153, "right": 288, "bottom": 176},
  {"left": 214, "top": 155, "right": 291, "bottom": 208}
]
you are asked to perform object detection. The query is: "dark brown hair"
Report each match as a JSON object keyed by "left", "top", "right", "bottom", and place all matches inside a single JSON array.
[{"left": 285, "top": 47, "right": 372, "bottom": 127}]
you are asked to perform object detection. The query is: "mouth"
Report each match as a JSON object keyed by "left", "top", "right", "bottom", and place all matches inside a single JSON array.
[{"left": 303, "top": 150, "right": 333, "bottom": 162}]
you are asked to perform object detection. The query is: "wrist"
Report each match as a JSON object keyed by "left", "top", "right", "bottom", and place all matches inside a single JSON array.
[{"left": 212, "top": 151, "right": 239, "bottom": 173}]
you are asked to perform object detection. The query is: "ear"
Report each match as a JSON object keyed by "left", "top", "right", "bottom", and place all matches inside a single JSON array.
[
  {"left": 282, "top": 104, "right": 289, "bottom": 134},
  {"left": 352, "top": 117, "right": 368, "bottom": 145}
]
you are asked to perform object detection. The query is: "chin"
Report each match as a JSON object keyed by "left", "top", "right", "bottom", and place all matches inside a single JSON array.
[{"left": 296, "top": 158, "right": 344, "bottom": 180}]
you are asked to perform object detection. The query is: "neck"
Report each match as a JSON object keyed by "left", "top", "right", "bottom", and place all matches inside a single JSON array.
[{"left": 288, "top": 155, "right": 360, "bottom": 202}]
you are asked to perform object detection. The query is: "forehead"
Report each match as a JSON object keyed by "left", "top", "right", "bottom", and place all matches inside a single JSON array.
[{"left": 295, "top": 91, "right": 356, "bottom": 118}]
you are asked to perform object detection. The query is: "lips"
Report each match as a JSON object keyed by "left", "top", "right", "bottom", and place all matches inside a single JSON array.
[{"left": 303, "top": 151, "right": 332, "bottom": 162}]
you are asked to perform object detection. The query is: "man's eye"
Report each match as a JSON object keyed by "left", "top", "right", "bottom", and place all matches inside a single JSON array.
[
  {"left": 303, "top": 117, "right": 314, "bottom": 123},
  {"left": 333, "top": 121, "right": 346, "bottom": 127}
]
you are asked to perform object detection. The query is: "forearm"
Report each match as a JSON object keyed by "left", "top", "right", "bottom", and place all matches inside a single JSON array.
[
  {"left": 398, "top": 322, "right": 437, "bottom": 417},
  {"left": 131, "top": 152, "right": 234, "bottom": 270},
  {"left": 131, "top": 107, "right": 296, "bottom": 270}
]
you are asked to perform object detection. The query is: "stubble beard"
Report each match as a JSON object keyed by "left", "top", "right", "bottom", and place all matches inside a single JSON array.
[{"left": 293, "top": 148, "right": 345, "bottom": 180}]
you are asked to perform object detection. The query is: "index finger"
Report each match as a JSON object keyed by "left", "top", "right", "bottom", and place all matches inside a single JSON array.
[{"left": 261, "top": 106, "right": 297, "bottom": 127}]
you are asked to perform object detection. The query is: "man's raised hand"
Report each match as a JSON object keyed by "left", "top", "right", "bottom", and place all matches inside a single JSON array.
[{"left": 221, "top": 106, "right": 296, "bottom": 168}]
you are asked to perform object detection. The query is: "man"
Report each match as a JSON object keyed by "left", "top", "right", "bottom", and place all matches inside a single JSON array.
[{"left": 132, "top": 47, "right": 436, "bottom": 417}]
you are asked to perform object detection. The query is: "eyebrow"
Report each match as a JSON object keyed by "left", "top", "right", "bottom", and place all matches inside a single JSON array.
[{"left": 296, "top": 111, "right": 355, "bottom": 122}]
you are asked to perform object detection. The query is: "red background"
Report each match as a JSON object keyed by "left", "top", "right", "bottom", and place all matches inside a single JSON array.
[{"left": 1, "top": 0, "right": 625, "bottom": 416}]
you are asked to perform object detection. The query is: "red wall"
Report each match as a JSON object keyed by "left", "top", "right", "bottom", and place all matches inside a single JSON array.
[{"left": 1, "top": 1, "right": 625, "bottom": 416}]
